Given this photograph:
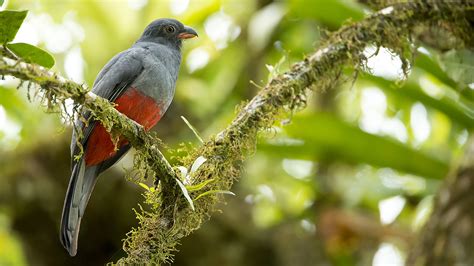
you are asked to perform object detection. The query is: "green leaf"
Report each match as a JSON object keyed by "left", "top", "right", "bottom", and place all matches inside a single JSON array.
[
  {"left": 194, "top": 190, "right": 235, "bottom": 201},
  {"left": 0, "top": 0, "right": 5, "bottom": 7},
  {"left": 259, "top": 141, "right": 320, "bottom": 161},
  {"left": 415, "top": 52, "right": 458, "bottom": 90},
  {"left": 289, "top": 0, "right": 364, "bottom": 29},
  {"left": 276, "top": 113, "right": 449, "bottom": 179},
  {"left": 0, "top": 86, "right": 28, "bottom": 121},
  {"left": 138, "top": 182, "right": 149, "bottom": 191},
  {"left": 138, "top": 182, "right": 154, "bottom": 192},
  {"left": 0, "top": 10, "right": 27, "bottom": 43},
  {"left": 6, "top": 43, "right": 55, "bottom": 68},
  {"left": 439, "top": 49, "right": 474, "bottom": 86},
  {"left": 362, "top": 74, "right": 474, "bottom": 128},
  {"left": 415, "top": 50, "right": 474, "bottom": 101},
  {"left": 185, "top": 178, "right": 215, "bottom": 192}
]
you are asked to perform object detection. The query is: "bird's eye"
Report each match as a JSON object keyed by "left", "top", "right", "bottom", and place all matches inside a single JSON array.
[{"left": 165, "top": 25, "right": 176, "bottom": 34}]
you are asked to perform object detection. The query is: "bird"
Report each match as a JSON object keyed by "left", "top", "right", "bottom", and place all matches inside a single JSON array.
[{"left": 59, "top": 18, "right": 198, "bottom": 257}]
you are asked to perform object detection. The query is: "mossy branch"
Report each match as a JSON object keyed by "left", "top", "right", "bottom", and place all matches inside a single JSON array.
[
  {"left": 118, "top": 2, "right": 473, "bottom": 264},
  {"left": 359, "top": 0, "right": 474, "bottom": 50},
  {"left": 0, "top": 57, "right": 178, "bottom": 183},
  {"left": 0, "top": 1, "right": 472, "bottom": 265}
]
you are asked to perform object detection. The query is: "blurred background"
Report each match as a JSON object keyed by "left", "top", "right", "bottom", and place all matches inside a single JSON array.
[{"left": 0, "top": 0, "right": 473, "bottom": 265}]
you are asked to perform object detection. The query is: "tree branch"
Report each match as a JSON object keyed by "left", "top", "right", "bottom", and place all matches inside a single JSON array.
[
  {"left": 117, "top": 2, "right": 472, "bottom": 264},
  {"left": 358, "top": 0, "right": 474, "bottom": 50},
  {"left": 0, "top": 2, "right": 472, "bottom": 264},
  {"left": 0, "top": 57, "right": 178, "bottom": 183}
]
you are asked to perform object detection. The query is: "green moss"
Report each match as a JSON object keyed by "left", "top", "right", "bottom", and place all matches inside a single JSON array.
[{"left": 116, "top": 3, "right": 474, "bottom": 265}]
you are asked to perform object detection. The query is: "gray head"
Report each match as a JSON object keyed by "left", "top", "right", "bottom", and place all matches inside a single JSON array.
[{"left": 138, "top": 18, "right": 198, "bottom": 49}]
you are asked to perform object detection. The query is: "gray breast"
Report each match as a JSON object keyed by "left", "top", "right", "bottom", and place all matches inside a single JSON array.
[{"left": 132, "top": 43, "right": 181, "bottom": 115}]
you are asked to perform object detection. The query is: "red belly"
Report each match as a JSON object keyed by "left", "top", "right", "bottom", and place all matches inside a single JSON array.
[{"left": 85, "top": 88, "right": 162, "bottom": 166}]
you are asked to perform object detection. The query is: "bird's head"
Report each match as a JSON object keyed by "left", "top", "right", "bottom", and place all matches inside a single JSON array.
[{"left": 138, "top": 18, "right": 198, "bottom": 48}]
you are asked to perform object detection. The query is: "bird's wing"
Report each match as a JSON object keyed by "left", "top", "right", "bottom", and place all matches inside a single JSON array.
[{"left": 70, "top": 48, "right": 145, "bottom": 164}]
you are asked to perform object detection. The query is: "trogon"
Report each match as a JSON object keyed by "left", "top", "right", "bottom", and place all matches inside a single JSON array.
[{"left": 59, "top": 18, "right": 197, "bottom": 256}]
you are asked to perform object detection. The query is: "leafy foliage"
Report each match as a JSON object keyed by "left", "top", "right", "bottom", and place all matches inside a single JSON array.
[
  {"left": 0, "top": 10, "right": 54, "bottom": 68},
  {"left": 272, "top": 113, "right": 448, "bottom": 179},
  {"left": 6, "top": 43, "right": 54, "bottom": 68},
  {"left": 0, "top": 10, "right": 26, "bottom": 43}
]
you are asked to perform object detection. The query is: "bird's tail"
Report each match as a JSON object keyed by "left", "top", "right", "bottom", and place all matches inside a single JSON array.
[{"left": 60, "top": 158, "right": 99, "bottom": 256}]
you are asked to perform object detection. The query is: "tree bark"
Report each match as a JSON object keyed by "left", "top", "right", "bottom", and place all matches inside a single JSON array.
[{"left": 407, "top": 137, "right": 474, "bottom": 265}]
